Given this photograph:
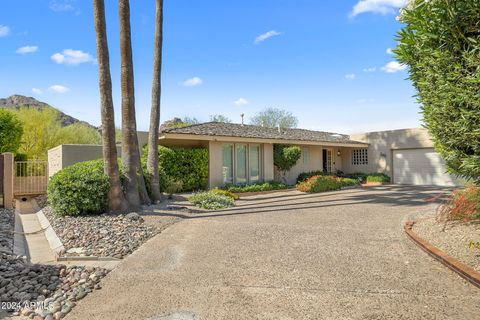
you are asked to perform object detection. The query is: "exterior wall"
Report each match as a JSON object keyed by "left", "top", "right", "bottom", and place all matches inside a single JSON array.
[
  {"left": 48, "top": 144, "right": 121, "bottom": 178},
  {"left": 348, "top": 128, "right": 434, "bottom": 177},
  {"left": 2, "top": 153, "right": 14, "bottom": 209},
  {"left": 208, "top": 141, "right": 275, "bottom": 189}
]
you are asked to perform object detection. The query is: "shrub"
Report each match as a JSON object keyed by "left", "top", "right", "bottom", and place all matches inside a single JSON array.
[
  {"left": 48, "top": 160, "right": 109, "bottom": 216},
  {"left": 297, "top": 175, "right": 359, "bottom": 193},
  {"left": 164, "top": 179, "right": 183, "bottom": 199},
  {"left": 274, "top": 144, "right": 301, "bottom": 181},
  {"left": 222, "top": 181, "right": 290, "bottom": 193},
  {"left": 440, "top": 186, "right": 480, "bottom": 222},
  {"left": 0, "top": 109, "right": 23, "bottom": 154},
  {"left": 189, "top": 191, "right": 235, "bottom": 210},
  {"left": 365, "top": 173, "right": 390, "bottom": 183},
  {"left": 296, "top": 170, "right": 329, "bottom": 184},
  {"left": 211, "top": 188, "right": 239, "bottom": 200}
]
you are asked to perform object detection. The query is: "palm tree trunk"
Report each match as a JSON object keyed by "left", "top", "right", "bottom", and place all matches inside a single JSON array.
[
  {"left": 147, "top": 0, "right": 163, "bottom": 202},
  {"left": 119, "top": 0, "right": 151, "bottom": 207},
  {"left": 93, "top": 0, "right": 128, "bottom": 213}
]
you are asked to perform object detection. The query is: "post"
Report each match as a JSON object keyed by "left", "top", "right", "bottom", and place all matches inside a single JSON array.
[{"left": 2, "top": 153, "right": 14, "bottom": 209}]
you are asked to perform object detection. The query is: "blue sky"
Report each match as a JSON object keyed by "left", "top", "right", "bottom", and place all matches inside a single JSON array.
[{"left": 0, "top": 0, "right": 417, "bottom": 133}]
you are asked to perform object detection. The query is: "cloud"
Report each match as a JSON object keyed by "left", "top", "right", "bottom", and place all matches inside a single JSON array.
[
  {"left": 51, "top": 49, "right": 95, "bottom": 65},
  {"left": 32, "top": 88, "right": 43, "bottom": 95},
  {"left": 363, "top": 67, "right": 377, "bottom": 72},
  {"left": 254, "top": 30, "right": 281, "bottom": 44},
  {"left": 16, "top": 46, "right": 39, "bottom": 54},
  {"left": 345, "top": 73, "right": 356, "bottom": 80},
  {"left": 0, "top": 25, "right": 10, "bottom": 37},
  {"left": 233, "top": 98, "right": 249, "bottom": 106},
  {"left": 181, "top": 77, "right": 203, "bottom": 87},
  {"left": 350, "top": 0, "right": 408, "bottom": 17},
  {"left": 386, "top": 48, "right": 394, "bottom": 54},
  {"left": 49, "top": 0, "right": 76, "bottom": 12},
  {"left": 48, "top": 85, "right": 70, "bottom": 93},
  {"left": 381, "top": 61, "right": 407, "bottom": 73}
]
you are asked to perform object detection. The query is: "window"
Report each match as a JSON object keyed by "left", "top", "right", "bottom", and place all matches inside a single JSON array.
[
  {"left": 352, "top": 149, "right": 368, "bottom": 165},
  {"left": 249, "top": 144, "right": 261, "bottom": 183},
  {"left": 222, "top": 144, "right": 233, "bottom": 184},
  {"left": 235, "top": 144, "right": 248, "bottom": 184},
  {"left": 302, "top": 147, "right": 310, "bottom": 164}
]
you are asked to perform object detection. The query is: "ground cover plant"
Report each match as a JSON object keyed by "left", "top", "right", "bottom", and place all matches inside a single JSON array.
[
  {"left": 438, "top": 186, "right": 480, "bottom": 222},
  {"left": 297, "top": 175, "right": 359, "bottom": 193},
  {"left": 189, "top": 191, "right": 235, "bottom": 210},
  {"left": 222, "top": 181, "right": 290, "bottom": 193}
]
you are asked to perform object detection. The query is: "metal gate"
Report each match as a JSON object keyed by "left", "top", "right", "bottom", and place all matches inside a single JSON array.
[{"left": 14, "top": 160, "right": 48, "bottom": 196}]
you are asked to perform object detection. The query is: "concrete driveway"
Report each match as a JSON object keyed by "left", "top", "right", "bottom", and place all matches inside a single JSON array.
[{"left": 67, "top": 186, "right": 480, "bottom": 320}]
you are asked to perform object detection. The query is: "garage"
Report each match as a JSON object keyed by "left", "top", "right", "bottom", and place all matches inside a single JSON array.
[{"left": 393, "top": 148, "right": 461, "bottom": 186}]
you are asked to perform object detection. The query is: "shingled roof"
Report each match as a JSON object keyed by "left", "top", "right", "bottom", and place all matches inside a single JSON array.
[{"left": 161, "top": 122, "right": 366, "bottom": 145}]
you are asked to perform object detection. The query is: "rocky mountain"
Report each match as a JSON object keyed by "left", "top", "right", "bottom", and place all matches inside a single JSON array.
[{"left": 0, "top": 95, "right": 95, "bottom": 128}]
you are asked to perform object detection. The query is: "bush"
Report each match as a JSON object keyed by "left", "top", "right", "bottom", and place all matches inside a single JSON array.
[
  {"left": 189, "top": 191, "right": 235, "bottom": 210},
  {"left": 440, "top": 186, "right": 480, "bottom": 222},
  {"left": 274, "top": 144, "right": 301, "bottom": 181},
  {"left": 365, "top": 173, "right": 390, "bottom": 183},
  {"left": 297, "top": 175, "right": 359, "bottom": 193},
  {"left": 143, "top": 146, "right": 208, "bottom": 192},
  {"left": 211, "top": 188, "right": 239, "bottom": 200},
  {"left": 222, "top": 181, "right": 290, "bottom": 193},
  {"left": 296, "top": 170, "right": 329, "bottom": 184},
  {"left": 48, "top": 160, "right": 109, "bottom": 216}
]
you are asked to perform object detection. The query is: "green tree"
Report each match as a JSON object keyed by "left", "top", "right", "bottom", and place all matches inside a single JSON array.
[
  {"left": 250, "top": 107, "right": 298, "bottom": 128},
  {"left": 0, "top": 109, "right": 23, "bottom": 154},
  {"left": 273, "top": 144, "right": 301, "bottom": 182},
  {"left": 396, "top": 0, "right": 480, "bottom": 183},
  {"left": 209, "top": 114, "right": 232, "bottom": 123}
]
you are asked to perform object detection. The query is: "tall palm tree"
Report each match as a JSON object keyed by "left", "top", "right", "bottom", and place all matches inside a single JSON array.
[
  {"left": 119, "top": 0, "right": 151, "bottom": 207},
  {"left": 93, "top": 0, "right": 128, "bottom": 212},
  {"left": 147, "top": 0, "right": 164, "bottom": 202}
]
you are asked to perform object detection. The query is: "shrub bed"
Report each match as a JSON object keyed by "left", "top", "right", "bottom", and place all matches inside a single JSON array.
[
  {"left": 440, "top": 186, "right": 480, "bottom": 222},
  {"left": 189, "top": 191, "right": 235, "bottom": 210},
  {"left": 211, "top": 188, "right": 239, "bottom": 200},
  {"left": 296, "top": 170, "right": 328, "bottom": 184},
  {"left": 297, "top": 175, "right": 359, "bottom": 193},
  {"left": 222, "top": 181, "right": 290, "bottom": 193},
  {"left": 365, "top": 173, "right": 391, "bottom": 183}
]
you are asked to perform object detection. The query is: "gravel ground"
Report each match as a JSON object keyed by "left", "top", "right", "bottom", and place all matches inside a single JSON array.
[
  {"left": 0, "top": 208, "right": 14, "bottom": 255},
  {"left": 414, "top": 215, "right": 480, "bottom": 272},
  {"left": 43, "top": 207, "right": 160, "bottom": 259}
]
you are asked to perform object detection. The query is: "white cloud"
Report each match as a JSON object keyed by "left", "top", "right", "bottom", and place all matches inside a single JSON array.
[
  {"left": 51, "top": 49, "right": 95, "bottom": 65},
  {"left": 32, "top": 88, "right": 43, "bottom": 94},
  {"left": 350, "top": 0, "right": 408, "bottom": 17},
  {"left": 50, "top": 0, "right": 76, "bottom": 12},
  {"left": 381, "top": 61, "right": 407, "bottom": 73},
  {"left": 233, "top": 98, "right": 249, "bottom": 106},
  {"left": 345, "top": 73, "right": 356, "bottom": 80},
  {"left": 48, "top": 85, "right": 70, "bottom": 93},
  {"left": 254, "top": 30, "right": 281, "bottom": 44},
  {"left": 0, "top": 25, "right": 10, "bottom": 37},
  {"left": 386, "top": 48, "right": 394, "bottom": 54},
  {"left": 181, "top": 76, "right": 203, "bottom": 87},
  {"left": 363, "top": 67, "right": 377, "bottom": 72},
  {"left": 16, "top": 46, "right": 39, "bottom": 54}
]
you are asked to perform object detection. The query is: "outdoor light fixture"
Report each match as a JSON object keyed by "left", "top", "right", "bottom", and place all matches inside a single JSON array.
[{"left": 337, "top": 150, "right": 341, "bottom": 157}]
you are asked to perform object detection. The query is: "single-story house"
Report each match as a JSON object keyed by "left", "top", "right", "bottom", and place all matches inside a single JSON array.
[{"left": 158, "top": 122, "right": 463, "bottom": 187}]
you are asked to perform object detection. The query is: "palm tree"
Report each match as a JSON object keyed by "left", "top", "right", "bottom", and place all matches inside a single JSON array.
[
  {"left": 147, "top": 0, "right": 164, "bottom": 202},
  {"left": 93, "top": 0, "right": 128, "bottom": 212},
  {"left": 119, "top": 0, "right": 151, "bottom": 207}
]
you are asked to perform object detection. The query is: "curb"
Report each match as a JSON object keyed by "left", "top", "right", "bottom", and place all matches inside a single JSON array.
[
  {"left": 405, "top": 221, "right": 480, "bottom": 289},
  {"left": 36, "top": 208, "right": 65, "bottom": 256}
]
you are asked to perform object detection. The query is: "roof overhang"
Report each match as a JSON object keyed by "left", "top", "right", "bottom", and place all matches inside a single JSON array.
[{"left": 159, "top": 133, "right": 369, "bottom": 148}]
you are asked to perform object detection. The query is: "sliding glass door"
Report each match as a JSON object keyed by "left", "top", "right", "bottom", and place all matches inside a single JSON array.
[
  {"left": 222, "top": 144, "right": 233, "bottom": 184},
  {"left": 249, "top": 144, "right": 261, "bottom": 183},
  {"left": 235, "top": 144, "right": 248, "bottom": 184},
  {"left": 222, "top": 143, "right": 263, "bottom": 185}
]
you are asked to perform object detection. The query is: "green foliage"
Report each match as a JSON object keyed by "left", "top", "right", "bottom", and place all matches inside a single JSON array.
[
  {"left": 0, "top": 109, "right": 23, "bottom": 154},
  {"left": 440, "top": 186, "right": 480, "bottom": 222},
  {"left": 189, "top": 191, "right": 235, "bottom": 210},
  {"left": 365, "top": 173, "right": 391, "bottom": 183},
  {"left": 274, "top": 145, "right": 301, "bottom": 178},
  {"left": 142, "top": 146, "right": 208, "bottom": 192},
  {"left": 209, "top": 114, "right": 232, "bottom": 123},
  {"left": 249, "top": 107, "right": 298, "bottom": 128},
  {"left": 396, "top": 0, "right": 480, "bottom": 183},
  {"left": 297, "top": 175, "right": 359, "bottom": 193},
  {"left": 9, "top": 107, "right": 101, "bottom": 159},
  {"left": 164, "top": 179, "right": 183, "bottom": 198},
  {"left": 296, "top": 170, "right": 331, "bottom": 184},
  {"left": 222, "top": 181, "right": 290, "bottom": 193},
  {"left": 47, "top": 160, "right": 109, "bottom": 216},
  {"left": 211, "top": 188, "right": 239, "bottom": 200}
]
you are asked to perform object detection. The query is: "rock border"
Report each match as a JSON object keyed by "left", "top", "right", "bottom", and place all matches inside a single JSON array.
[{"left": 405, "top": 221, "right": 480, "bottom": 289}]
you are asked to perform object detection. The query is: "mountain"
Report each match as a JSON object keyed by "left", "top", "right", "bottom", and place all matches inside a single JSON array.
[{"left": 0, "top": 95, "right": 95, "bottom": 128}]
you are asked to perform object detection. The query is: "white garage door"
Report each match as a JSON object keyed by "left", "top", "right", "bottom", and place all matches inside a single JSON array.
[{"left": 393, "top": 148, "right": 460, "bottom": 186}]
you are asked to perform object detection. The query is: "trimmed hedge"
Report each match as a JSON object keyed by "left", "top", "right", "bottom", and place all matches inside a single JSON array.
[
  {"left": 297, "top": 175, "right": 359, "bottom": 193},
  {"left": 365, "top": 173, "right": 390, "bottom": 183},
  {"left": 189, "top": 191, "right": 235, "bottom": 210},
  {"left": 48, "top": 160, "right": 109, "bottom": 216},
  {"left": 222, "top": 181, "right": 290, "bottom": 193}
]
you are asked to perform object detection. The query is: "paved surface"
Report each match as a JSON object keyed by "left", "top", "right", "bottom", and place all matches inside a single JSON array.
[{"left": 66, "top": 186, "right": 480, "bottom": 320}]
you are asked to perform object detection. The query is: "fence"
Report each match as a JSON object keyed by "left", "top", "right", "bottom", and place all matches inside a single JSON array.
[{"left": 14, "top": 160, "right": 48, "bottom": 196}]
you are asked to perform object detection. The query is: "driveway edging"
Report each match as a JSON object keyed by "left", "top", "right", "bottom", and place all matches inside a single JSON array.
[{"left": 405, "top": 221, "right": 480, "bottom": 289}]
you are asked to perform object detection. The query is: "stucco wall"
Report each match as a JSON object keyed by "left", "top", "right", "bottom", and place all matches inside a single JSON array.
[{"left": 348, "top": 128, "right": 434, "bottom": 177}]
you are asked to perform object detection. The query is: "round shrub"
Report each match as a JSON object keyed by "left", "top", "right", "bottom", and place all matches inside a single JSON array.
[{"left": 47, "top": 160, "right": 109, "bottom": 216}]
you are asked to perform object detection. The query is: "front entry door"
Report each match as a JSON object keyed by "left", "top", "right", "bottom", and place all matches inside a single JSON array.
[{"left": 322, "top": 149, "right": 333, "bottom": 173}]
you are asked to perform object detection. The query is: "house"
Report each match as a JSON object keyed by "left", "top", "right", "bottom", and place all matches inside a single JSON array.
[{"left": 158, "top": 122, "right": 462, "bottom": 187}]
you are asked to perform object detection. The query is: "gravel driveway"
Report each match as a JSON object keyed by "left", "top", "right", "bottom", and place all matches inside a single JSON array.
[{"left": 66, "top": 186, "right": 480, "bottom": 320}]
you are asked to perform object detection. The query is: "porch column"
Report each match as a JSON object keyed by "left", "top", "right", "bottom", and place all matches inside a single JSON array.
[{"left": 2, "top": 153, "right": 14, "bottom": 209}]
